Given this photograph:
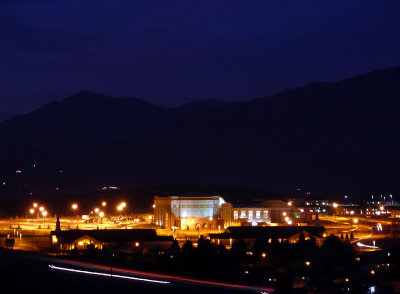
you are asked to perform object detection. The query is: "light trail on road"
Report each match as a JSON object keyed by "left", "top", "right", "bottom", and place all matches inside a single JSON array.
[
  {"left": 49, "top": 264, "right": 170, "bottom": 284},
  {"left": 56, "top": 259, "right": 275, "bottom": 293}
]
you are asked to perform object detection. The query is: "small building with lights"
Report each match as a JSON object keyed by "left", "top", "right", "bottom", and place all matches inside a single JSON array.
[
  {"left": 50, "top": 229, "right": 173, "bottom": 252},
  {"left": 209, "top": 226, "right": 326, "bottom": 248}
]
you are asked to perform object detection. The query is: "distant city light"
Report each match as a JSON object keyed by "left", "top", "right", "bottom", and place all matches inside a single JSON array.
[
  {"left": 29, "top": 208, "right": 35, "bottom": 214},
  {"left": 102, "top": 201, "right": 107, "bottom": 207},
  {"left": 99, "top": 212, "right": 104, "bottom": 218},
  {"left": 39, "top": 206, "right": 44, "bottom": 212},
  {"left": 33, "top": 203, "right": 38, "bottom": 208},
  {"left": 94, "top": 208, "right": 99, "bottom": 213},
  {"left": 42, "top": 211, "right": 48, "bottom": 217},
  {"left": 333, "top": 203, "right": 338, "bottom": 208},
  {"left": 72, "top": 204, "right": 78, "bottom": 210}
]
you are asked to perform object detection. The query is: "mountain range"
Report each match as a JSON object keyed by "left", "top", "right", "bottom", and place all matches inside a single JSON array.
[{"left": 1, "top": 66, "right": 400, "bottom": 200}]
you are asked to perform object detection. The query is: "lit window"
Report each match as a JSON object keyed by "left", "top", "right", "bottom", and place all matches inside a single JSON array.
[
  {"left": 234, "top": 211, "right": 238, "bottom": 220},
  {"left": 256, "top": 211, "right": 261, "bottom": 219},
  {"left": 263, "top": 210, "right": 268, "bottom": 218},
  {"left": 248, "top": 211, "right": 253, "bottom": 219},
  {"left": 241, "top": 211, "right": 246, "bottom": 218}
]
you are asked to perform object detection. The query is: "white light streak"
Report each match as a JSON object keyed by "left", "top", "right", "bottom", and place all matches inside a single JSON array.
[
  {"left": 356, "top": 242, "right": 379, "bottom": 249},
  {"left": 48, "top": 265, "right": 170, "bottom": 284}
]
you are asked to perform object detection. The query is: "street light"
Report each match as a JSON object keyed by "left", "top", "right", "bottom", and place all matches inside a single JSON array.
[
  {"left": 39, "top": 206, "right": 44, "bottom": 212},
  {"left": 33, "top": 203, "right": 38, "bottom": 208},
  {"left": 72, "top": 203, "right": 79, "bottom": 229},
  {"left": 121, "top": 202, "right": 126, "bottom": 208},
  {"left": 94, "top": 208, "right": 99, "bottom": 213},
  {"left": 42, "top": 210, "right": 48, "bottom": 228},
  {"left": 102, "top": 201, "right": 107, "bottom": 207},
  {"left": 29, "top": 208, "right": 35, "bottom": 234}
]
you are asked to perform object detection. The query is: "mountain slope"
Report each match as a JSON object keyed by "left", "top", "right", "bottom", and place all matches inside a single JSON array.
[
  {"left": 1, "top": 67, "right": 400, "bottom": 198},
  {"left": 86, "top": 66, "right": 400, "bottom": 197}
]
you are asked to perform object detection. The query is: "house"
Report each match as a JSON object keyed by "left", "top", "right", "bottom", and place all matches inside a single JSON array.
[
  {"left": 209, "top": 225, "right": 326, "bottom": 248},
  {"left": 50, "top": 229, "right": 173, "bottom": 252}
]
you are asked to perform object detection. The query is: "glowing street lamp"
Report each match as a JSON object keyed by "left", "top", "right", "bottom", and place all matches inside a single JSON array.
[
  {"left": 71, "top": 203, "right": 79, "bottom": 229},
  {"left": 29, "top": 208, "right": 35, "bottom": 214},
  {"left": 94, "top": 208, "right": 99, "bottom": 213},
  {"left": 121, "top": 202, "right": 126, "bottom": 208},
  {"left": 353, "top": 218, "right": 359, "bottom": 224},
  {"left": 99, "top": 211, "right": 104, "bottom": 218},
  {"left": 102, "top": 201, "right": 107, "bottom": 207},
  {"left": 117, "top": 205, "right": 123, "bottom": 212},
  {"left": 33, "top": 203, "right": 38, "bottom": 208},
  {"left": 42, "top": 210, "right": 48, "bottom": 227},
  {"left": 39, "top": 206, "right": 44, "bottom": 212},
  {"left": 333, "top": 202, "right": 338, "bottom": 208},
  {"left": 152, "top": 204, "right": 156, "bottom": 208}
]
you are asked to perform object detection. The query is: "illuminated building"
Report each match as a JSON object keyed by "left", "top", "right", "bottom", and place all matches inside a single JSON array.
[
  {"left": 153, "top": 196, "right": 299, "bottom": 229},
  {"left": 154, "top": 195, "right": 226, "bottom": 229}
]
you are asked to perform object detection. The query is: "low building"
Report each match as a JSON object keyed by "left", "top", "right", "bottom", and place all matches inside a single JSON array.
[
  {"left": 50, "top": 229, "right": 173, "bottom": 252},
  {"left": 209, "top": 226, "right": 326, "bottom": 247},
  {"left": 391, "top": 209, "right": 400, "bottom": 218}
]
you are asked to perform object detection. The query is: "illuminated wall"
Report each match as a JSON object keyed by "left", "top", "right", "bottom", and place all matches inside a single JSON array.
[
  {"left": 231, "top": 207, "right": 271, "bottom": 226},
  {"left": 154, "top": 195, "right": 226, "bottom": 229}
]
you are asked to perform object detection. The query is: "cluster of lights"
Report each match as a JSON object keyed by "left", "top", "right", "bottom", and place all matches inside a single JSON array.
[
  {"left": 117, "top": 202, "right": 127, "bottom": 212},
  {"left": 282, "top": 211, "right": 292, "bottom": 225},
  {"left": 72, "top": 202, "right": 108, "bottom": 219},
  {"left": 29, "top": 202, "right": 48, "bottom": 217}
]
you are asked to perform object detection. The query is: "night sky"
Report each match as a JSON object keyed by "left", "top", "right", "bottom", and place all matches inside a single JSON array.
[{"left": 1, "top": 1, "right": 400, "bottom": 122}]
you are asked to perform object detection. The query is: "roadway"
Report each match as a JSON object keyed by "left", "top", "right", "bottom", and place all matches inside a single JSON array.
[{"left": 0, "top": 249, "right": 275, "bottom": 294}]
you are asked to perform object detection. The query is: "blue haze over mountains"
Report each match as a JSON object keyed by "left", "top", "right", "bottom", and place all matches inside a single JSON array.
[{"left": 1, "top": 67, "right": 400, "bottom": 199}]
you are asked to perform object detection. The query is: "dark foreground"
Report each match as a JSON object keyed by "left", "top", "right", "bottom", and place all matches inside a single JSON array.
[{"left": 0, "top": 249, "right": 272, "bottom": 294}]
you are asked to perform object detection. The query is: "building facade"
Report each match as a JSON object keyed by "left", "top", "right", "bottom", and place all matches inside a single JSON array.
[
  {"left": 154, "top": 195, "right": 226, "bottom": 230},
  {"left": 153, "top": 196, "right": 303, "bottom": 230}
]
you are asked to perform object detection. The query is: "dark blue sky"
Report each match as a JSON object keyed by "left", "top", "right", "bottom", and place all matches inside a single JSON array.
[{"left": 1, "top": 0, "right": 399, "bottom": 121}]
